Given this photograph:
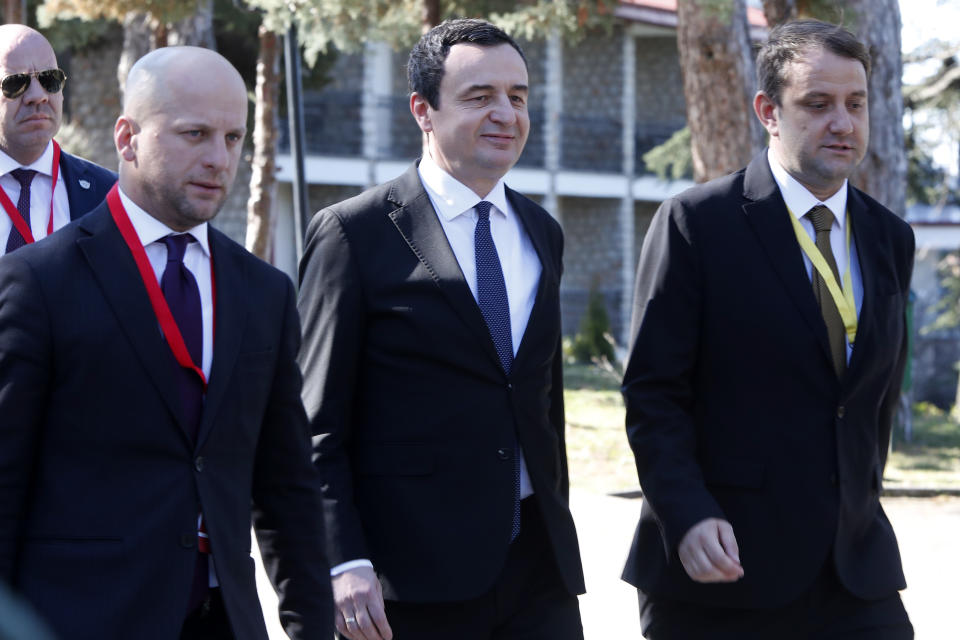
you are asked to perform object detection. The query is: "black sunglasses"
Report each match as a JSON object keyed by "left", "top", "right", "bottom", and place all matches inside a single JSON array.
[{"left": 1, "top": 68, "right": 67, "bottom": 99}]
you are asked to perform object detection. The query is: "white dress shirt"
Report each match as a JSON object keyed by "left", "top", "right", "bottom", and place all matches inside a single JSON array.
[
  {"left": 767, "top": 149, "right": 863, "bottom": 361},
  {"left": 331, "top": 156, "right": 545, "bottom": 577},
  {"left": 119, "top": 188, "right": 213, "bottom": 379},
  {"left": 0, "top": 141, "right": 71, "bottom": 256}
]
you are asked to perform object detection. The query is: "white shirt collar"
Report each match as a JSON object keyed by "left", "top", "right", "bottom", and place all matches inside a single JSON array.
[
  {"left": 418, "top": 152, "right": 511, "bottom": 221},
  {"left": 118, "top": 187, "right": 210, "bottom": 256},
  {"left": 767, "top": 148, "right": 848, "bottom": 230},
  {"left": 0, "top": 140, "right": 56, "bottom": 178}
]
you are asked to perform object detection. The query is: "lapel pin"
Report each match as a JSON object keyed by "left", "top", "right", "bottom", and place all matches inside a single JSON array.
[{"left": 78, "top": 179, "right": 91, "bottom": 190}]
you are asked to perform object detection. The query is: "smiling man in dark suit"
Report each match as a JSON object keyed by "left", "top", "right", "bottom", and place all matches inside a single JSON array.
[
  {"left": 0, "top": 24, "right": 114, "bottom": 256},
  {"left": 622, "top": 20, "right": 914, "bottom": 639},
  {"left": 298, "top": 18, "right": 585, "bottom": 640},
  {"left": 0, "top": 46, "right": 332, "bottom": 639}
]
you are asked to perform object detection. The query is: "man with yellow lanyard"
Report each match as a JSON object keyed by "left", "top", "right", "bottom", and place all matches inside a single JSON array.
[
  {"left": 622, "top": 19, "right": 915, "bottom": 639},
  {"left": 0, "top": 24, "right": 114, "bottom": 257}
]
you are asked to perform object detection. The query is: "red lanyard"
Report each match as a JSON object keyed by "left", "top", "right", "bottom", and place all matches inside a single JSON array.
[
  {"left": 0, "top": 140, "right": 60, "bottom": 243},
  {"left": 106, "top": 184, "right": 213, "bottom": 388}
]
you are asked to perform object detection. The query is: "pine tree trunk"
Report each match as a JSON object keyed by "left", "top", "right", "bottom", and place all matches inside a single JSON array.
[
  {"left": 421, "top": 0, "right": 440, "bottom": 32},
  {"left": 118, "top": 13, "right": 158, "bottom": 96},
  {"left": 117, "top": 2, "right": 215, "bottom": 98},
  {"left": 676, "top": 0, "right": 764, "bottom": 182},
  {"left": 4, "top": 0, "right": 24, "bottom": 24},
  {"left": 760, "top": 0, "right": 796, "bottom": 27},
  {"left": 245, "top": 26, "right": 280, "bottom": 260},
  {"left": 166, "top": 0, "right": 216, "bottom": 49},
  {"left": 844, "top": 0, "right": 906, "bottom": 216}
]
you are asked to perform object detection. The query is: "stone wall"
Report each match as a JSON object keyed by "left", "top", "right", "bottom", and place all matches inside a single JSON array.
[
  {"left": 307, "top": 183, "right": 365, "bottom": 215},
  {"left": 634, "top": 36, "right": 687, "bottom": 160},
  {"left": 910, "top": 248, "right": 960, "bottom": 408},
  {"left": 559, "top": 196, "right": 657, "bottom": 343},
  {"left": 59, "top": 38, "right": 122, "bottom": 171},
  {"left": 561, "top": 27, "right": 624, "bottom": 172}
]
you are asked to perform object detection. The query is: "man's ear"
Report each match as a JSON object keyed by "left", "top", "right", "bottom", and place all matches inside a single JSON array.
[
  {"left": 410, "top": 92, "right": 433, "bottom": 134},
  {"left": 114, "top": 115, "right": 139, "bottom": 163},
  {"left": 753, "top": 92, "right": 779, "bottom": 138}
]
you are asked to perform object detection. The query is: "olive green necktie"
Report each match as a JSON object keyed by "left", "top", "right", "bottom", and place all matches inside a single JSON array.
[{"left": 806, "top": 205, "right": 846, "bottom": 378}]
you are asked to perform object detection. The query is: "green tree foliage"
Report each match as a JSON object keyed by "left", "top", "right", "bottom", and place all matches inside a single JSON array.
[
  {"left": 904, "top": 40, "right": 960, "bottom": 206},
  {"left": 643, "top": 126, "right": 692, "bottom": 181},
  {"left": 243, "top": 0, "right": 614, "bottom": 65},
  {"left": 569, "top": 287, "right": 615, "bottom": 365}
]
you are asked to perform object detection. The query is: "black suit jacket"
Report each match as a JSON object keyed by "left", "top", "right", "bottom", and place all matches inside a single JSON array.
[
  {"left": 298, "top": 162, "right": 585, "bottom": 603},
  {"left": 622, "top": 153, "right": 914, "bottom": 608},
  {"left": 0, "top": 202, "right": 333, "bottom": 639},
  {"left": 59, "top": 150, "right": 116, "bottom": 220}
]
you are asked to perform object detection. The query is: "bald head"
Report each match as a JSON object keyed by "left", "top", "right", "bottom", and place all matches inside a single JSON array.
[
  {"left": 0, "top": 25, "right": 62, "bottom": 165},
  {"left": 0, "top": 25, "right": 55, "bottom": 60},
  {"left": 114, "top": 46, "right": 248, "bottom": 231},
  {"left": 122, "top": 46, "right": 246, "bottom": 122}
]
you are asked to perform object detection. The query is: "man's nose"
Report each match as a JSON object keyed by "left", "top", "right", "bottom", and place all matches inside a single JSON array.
[
  {"left": 829, "top": 107, "right": 855, "bottom": 135},
  {"left": 488, "top": 94, "right": 516, "bottom": 124},
  {"left": 21, "top": 75, "right": 49, "bottom": 105}
]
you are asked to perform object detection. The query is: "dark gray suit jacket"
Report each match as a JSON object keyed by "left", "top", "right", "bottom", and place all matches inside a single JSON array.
[{"left": 298, "top": 162, "right": 585, "bottom": 603}]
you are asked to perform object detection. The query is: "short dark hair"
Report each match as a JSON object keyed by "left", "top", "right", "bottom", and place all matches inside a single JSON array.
[
  {"left": 407, "top": 18, "right": 527, "bottom": 110},
  {"left": 757, "top": 19, "right": 871, "bottom": 105}
]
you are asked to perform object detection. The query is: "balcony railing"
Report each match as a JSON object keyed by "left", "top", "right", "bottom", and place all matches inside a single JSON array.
[{"left": 279, "top": 92, "right": 685, "bottom": 177}]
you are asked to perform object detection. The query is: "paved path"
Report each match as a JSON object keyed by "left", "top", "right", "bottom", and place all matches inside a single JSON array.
[{"left": 255, "top": 492, "right": 960, "bottom": 639}]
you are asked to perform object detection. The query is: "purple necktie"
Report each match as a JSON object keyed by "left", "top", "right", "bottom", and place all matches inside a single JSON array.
[
  {"left": 474, "top": 201, "right": 521, "bottom": 541},
  {"left": 5, "top": 168, "right": 37, "bottom": 253},
  {"left": 160, "top": 234, "right": 209, "bottom": 614},
  {"left": 160, "top": 233, "right": 204, "bottom": 440}
]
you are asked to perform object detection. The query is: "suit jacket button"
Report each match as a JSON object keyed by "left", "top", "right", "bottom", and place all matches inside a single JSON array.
[
  {"left": 194, "top": 456, "right": 205, "bottom": 472},
  {"left": 836, "top": 405, "right": 845, "bottom": 419},
  {"left": 180, "top": 533, "right": 196, "bottom": 548},
  {"left": 830, "top": 473, "right": 838, "bottom": 486},
  {"left": 507, "top": 383, "right": 513, "bottom": 390},
  {"left": 497, "top": 448, "right": 511, "bottom": 460}
]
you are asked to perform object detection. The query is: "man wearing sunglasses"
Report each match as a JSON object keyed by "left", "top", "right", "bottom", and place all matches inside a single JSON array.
[{"left": 0, "top": 24, "right": 115, "bottom": 256}]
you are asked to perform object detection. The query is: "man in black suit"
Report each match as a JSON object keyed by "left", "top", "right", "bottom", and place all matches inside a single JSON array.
[
  {"left": 0, "top": 24, "right": 114, "bottom": 256},
  {"left": 0, "top": 46, "right": 333, "bottom": 639},
  {"left": 622, "top": 20, "right": 914, "bottom": 639},
  {"left": 298, "top": 18, "right": 585, "bottom": 640}
]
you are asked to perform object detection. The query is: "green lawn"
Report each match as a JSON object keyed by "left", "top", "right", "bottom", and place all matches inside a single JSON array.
[
  {"left": 564, "top": 364, "right": 960, "bottom": 494},
  {"left": 886, "top": 403, "right": 960, "bottom": 488}
]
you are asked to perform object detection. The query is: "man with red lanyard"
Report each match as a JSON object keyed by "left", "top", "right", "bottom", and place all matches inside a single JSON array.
[
  {"left": 0, "top": 46, "right": 333, "bottom": 639},
  {"left": 0, "top": 24, "right": 114, "bottom": 256}
]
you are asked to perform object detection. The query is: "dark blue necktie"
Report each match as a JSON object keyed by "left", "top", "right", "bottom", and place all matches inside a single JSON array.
[
  {"left": 474, "top": 200, "right": 521, "bottom": 541},
  {"left": 160, "top": 233, "right": 204, "bottom": 441},
  {"left": 160, "top": 234, "right": 209, "bottom": 614},
  {"left": 5, "top": 168, "right": 37, "bottom": 253}
]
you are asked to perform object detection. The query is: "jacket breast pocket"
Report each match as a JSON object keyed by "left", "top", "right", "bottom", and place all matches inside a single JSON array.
[{"left": 355, "top": 443, "right": 435, "bottom": 476}]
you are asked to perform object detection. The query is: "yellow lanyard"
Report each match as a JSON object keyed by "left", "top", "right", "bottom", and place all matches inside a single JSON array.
[{"left": 786, "top": 206, "right": 858, "bottom": 345}]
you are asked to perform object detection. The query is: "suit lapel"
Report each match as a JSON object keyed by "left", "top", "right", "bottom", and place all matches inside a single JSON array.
[
  {"left": 740, "top": 156, "right": 835, "bottom": 368},
  {"left": 60, "top": 153, "right": 103, "bottom": 221},
  {"left": 76, "top": 204, "right": 188, "bottom": 438},
  {"left": 386, "top": 164, "right": 505, "bottom": 373},
  {"left": 195, "top": 229, "right": 248, "bottom": 450},
  {"left": 508, "top": 188, "right": 558, "bottom": 365},
  {"left": 844, "top": 190, "right": 885, "bottom": 379}
]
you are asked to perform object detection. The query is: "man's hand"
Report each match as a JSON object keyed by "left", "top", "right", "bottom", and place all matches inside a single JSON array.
[
  {"left": 333, "top": 566, "right": 393, "bottom": 640},
  {"left": 677, "top": 518, "right": 744, "bottom": 583}
]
